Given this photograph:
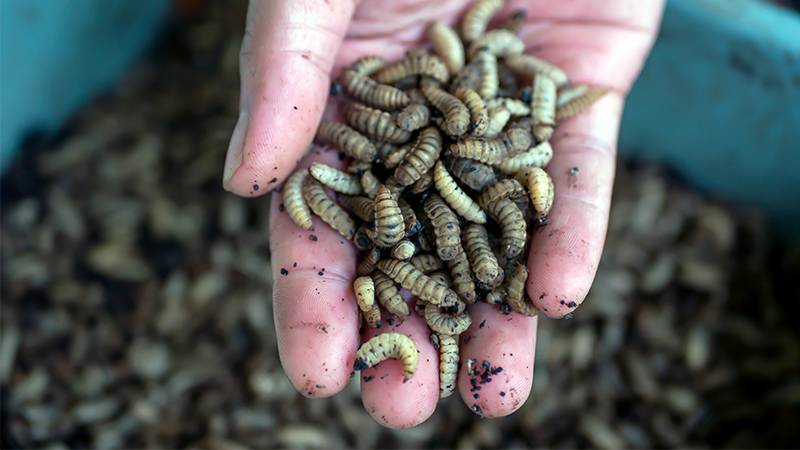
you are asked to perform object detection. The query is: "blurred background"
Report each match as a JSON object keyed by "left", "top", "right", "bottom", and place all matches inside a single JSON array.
[{"left": 1, "top": 0, "right": 799, "bottom": 448}]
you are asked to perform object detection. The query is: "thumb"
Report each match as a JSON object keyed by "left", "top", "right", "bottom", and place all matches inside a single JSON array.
[{"left": 223, "top": 0, "right": 358, "bottom": 196}]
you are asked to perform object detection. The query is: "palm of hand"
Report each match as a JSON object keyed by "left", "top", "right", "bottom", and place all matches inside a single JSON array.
[{"left": 227, "top": 0, "right": 664, "bottom": 428}]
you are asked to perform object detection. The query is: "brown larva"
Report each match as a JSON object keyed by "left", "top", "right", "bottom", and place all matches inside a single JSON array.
[
  {"left": 421, "top": 83, "right": 470, "bottom": 138},
  {"left": 502, "top": 119, "right": 534, "bottom": 154},
  {"left": 409, "top": 170, "right": 434, "bottom": 194},
  {"left": 315, "top": 121, "right": 377, "bottom": 162},
  {"left": 556, "top": 86, "right": 609, "bottom": 121},
  {"left": 353, "top": 224, "right": 375, "bottom": 250},
  {"left": 410, "top": 254, "right": 445, "bottom": 274},
  {"left": 504, "top": 262, "right": 538, "bottom": 316},
  {"left": 424, "top": 193, "right": 462, "bottom": 261},
  {"left": 373, "top": 185, "right": 405, "bottom": 248},
  {"left": 427, "top": 21, "right": 465, "bottom": 75},
  {"left": 283, "top": 169, "right": 313, "bottom": 230},
  {"left": 373, "top": 272, "right": 410, "bottom": 318},
  {"left": 448, "top": 157, "right": 497, "bottom": 191},
  {"left": 349, "top": 55, "right": 387, "bottom": 76},
  {"left": 425, "top": 303, "right": 472, "bottom": 335},
  {"left": 468, "top": 29, "right": 525, "bottom": 58},
  {"left": 360, "top": 170, "right": 380, "bottom": 199},
  {"left": 486, "top": 97, "right": 530, "bottom": 117},
  {"left": 433, "top": 161, "right": 486, "bottom": 224},
  {"left": 398, "top": 198, "right": 421, "bottom": 236},
  {"left": 382, "top": 143, "right": 412, "bottom": 169},
  {"left": 338, "top": 195, "right": 374, "bottom": 222},
  {"left": 482, "top": 197, "right": 526, "bottom": 260},
  {"left": 460, "top": 0, "right": 504, "bottom": 43},
  {"left": 354, "top": 332, "right": 418, "bottom": 381},
  {"left": 309, "top": 162, "right": 363, "bottom": 195},
  {"left": 376, "top": 258, "right": 459, "bottom": 307},
  {"left": 463, "top": 223, "right": 504, "bottom": 288},
  {"left": 394, "top": 126, "right": 443, "bottom": 186},
  {"left": 391, "top": 239, "right": 416, "bottom": 260},
  {"left": 357, "top": 247, "right": 382, "bottom": 276},
  {"left": 531, "top": 75, "right": 557, "bottom": 142},
  {"left": 431, "top": 333, "right": 459, "bottom": 398},
  {"left": 504, "top": 53, "right": 569, "bottom": 87},
  {"left": 484, "top": 106, "right": 512, "bottom": 138},
  {"left": 344, "top": 103, "right": 412, "bottom": 144},
  {"left": 427, "top": 271, "right": 452, "bottom": 288},
  {"left": 450, "top": 62, "right": 482, "bottom": 93},
  {"left": 374, "top": 51, "right": 449, "bottom": 84},
  {"left": 302, "top": 178, "right": 356, "bottom": 240},
  {"left": 556, "top": 84, "right": 589, "bottom": 108},
  {"left": 494, "top": 141, "right": 553, "bottom": 174},
  {"left": 477, "top": 178, "right": 526, "bottom": 206},
  {"left": 448, "top": 247, "right": 477, "bottom": 304},
  {"left": 395, "top": 103, "right": 431, "bottom": 132},
  {"left": 473, "top": 50, "right": 499, "bottom": 99},
  {"left": 453, "top": 87, "right": 489, "bottom": 137},
  {"left": 340, "top": 69, "right": 410, "bottom": 111},
  {"left": 354, "top": 276, "right": 382, "bottom": 328},
  {"left": 448, "top": 137, "right": 508, "bottom": 165}
]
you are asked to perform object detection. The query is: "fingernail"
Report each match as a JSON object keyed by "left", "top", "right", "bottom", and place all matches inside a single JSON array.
[{"left": 222, "top": 111, "right": 250, "bottom": 191}]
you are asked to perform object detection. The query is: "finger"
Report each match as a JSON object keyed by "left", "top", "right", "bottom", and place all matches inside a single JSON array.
[
  {"left": 458, "top": 303, "right": 537, "bottom": 418},
  {"left": 360, "top": 305, "right": 440, "bottom": 429},
  {"left": 223, "top": 0, "right": 358, "bottom": 197},
  {"left": 269, "top": 146, "right": 359, "bottom": 397}
]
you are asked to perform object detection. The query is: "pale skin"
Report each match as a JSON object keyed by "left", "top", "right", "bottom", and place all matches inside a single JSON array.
[{"left": 223, "top": 0, "right": 665, "bottom": 428}]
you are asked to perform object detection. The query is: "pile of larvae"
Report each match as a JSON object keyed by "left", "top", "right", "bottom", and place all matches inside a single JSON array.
[{"left": 282, "top": 0, "right": 607, "bottom": 399}]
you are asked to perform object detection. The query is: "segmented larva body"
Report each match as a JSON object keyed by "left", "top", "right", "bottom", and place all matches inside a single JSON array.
[
  {"left": 502, "top": 120, "right": 534, "bottom": 154},
  {"left": 448, "top": 138, "right": 508, "bottom": 165},
  {"left": 410, "top": 254, "right": 445, "bottom": 273},
  {"left": 448, "top": 247, "right": 477, "bottom": 304},
  {"left": 424, "top": 194, "right": 462, "bottom": 261},
  {"left": 428, "top": 271, "right": 452, "bottom": 288},
  {"left": 338, "top": 195, "right": 374, "bottom": 222},
  {"left": 477, "top": 178, "right": 526, "bottom": 206},
  {"left": 360, "top": 171, "right": 380, "bottom": 199},
  {"left": 302, "top": 179, "right": 356, "bottom": 240},
  {"left": 372, "top": 272, "right": 410, "bottom": 318},
  {"left": 556, "top": 86, "right": 609, "bottom": 121},
  {"left": 354, "top": 332, "right": 418, "bottom": 381},
  {"left": 425, "top": 303, "right": 472, "bottom": 335},
  {"left": 431, "top": 333, "right": 459, "bottom": 398},
  {"left": 504, "top": 53, "right": 569, "bottom": 87},
  {"left": 485, "top": 106, "right": 512, "bottom": 138},
  {"left": 346, "top": 159, "right": 373, "bottom": 175},
  {"left": 427, "top": 21, "right": 465, "bottom": 75},
  {"left": 504, "top": 262, "right": 538, "bottom": 316},
  {"left": 376, "top": 259, "right": 459, "bottom": 307},
  {"left": 433, "top": 161, "right": 486, "bottom": 224},
  {"left": 283, "top": 169, "right": 313, "bottom": 230},
  {"left": 556, "top": 84, "right": 589, "bottom": 108},
  {"left": 460, "top": 0, "right": 504, "bottom": 43},
  {"left": 350, "top": 55, "right": 387, "bottom": 76},
  {"left": 340, "top": 65, "right": 410, "bottom": 111},
  {"left": 421, "top": 84, "right": 470, "bottom": 138},
  {"left": 394, "top": 126, "right": 443, "bottom": 186},
  {"left": 453, "top": 87, "right": 488, "bottom": 137},
  {"left": 485, "top": 286, "right": 505, "bottom": 305},
  {"left": 353, "top": 226, "right": 374, "bottom": 250},
  {"left": 474, "top": 50, "right": 499, "bottom": 99},
  {"left": 515, "top": 167, "right": 554, "bottom": 219},
  {"left": 374, "top": 51, "right": 449, "bottom": 84},
  {"left": 315, "top": 121, "right": 377, "bottom": 162},
  {"left": 450, "top": 62, "right": 482, "bottom": 93},
  {"left": 354, "top": 276, "right": 382, "bottom": 328},
  {"left": 309, "top": 162, "right": 363, "bottom": 195},
  {"left": 391, "top": 239, "right": 416, "bottom": 260},
  {"left": 398, "top": 198, "right": 421, "bottom": 236},
  {"left": 468, "top": 29, "right": 525, "bottom": 58},
  {"left": 357, "top": 247, "right": 382, "bottom": 276},
  {"left": 409, "top": 170, "right": 434, "bottom": 194},
  {"left": 486, "top": 97, "right": 530, "bottom": 116},
  {"left": 494, "top": 141, "right": 553, "bottom": 174},
  {"left": 483, "top": 197, "right": 526, "bottom": 260},
  {"left": 396, "top": 103, "right": 431, "bottom": 132},
  {"left": 531, "top": 75, "right": 557, "bottom": 142},
  {"left": 463, "top": 223, "right": 504, "bottom": 288},
  {"left": 382, "top": 143, "right": 411, "bottom": 169},
  {"left": 373, "top": 185, "right": 405, "bottom": 247},
  {"left": 448, "top": 157, "right": 497, "bottom": 191},
  {"left": 344, "top": 103, "right": 412, "bottom": 144}
]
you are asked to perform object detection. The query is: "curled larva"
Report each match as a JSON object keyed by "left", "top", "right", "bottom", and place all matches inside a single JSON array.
[
  {"left": 484, "top": 106, "right": 512, "bottom": 138},
  {"left": 556, "top": 86, "right": 609, "bottom": 121},
  {"left": 382, "top": 143, "right": 412, "bottom": 169},
  {"left": 427, "top": 21, "right": 465, "bottom": 75},
  {"left": 504, "top": 262, "right": 538, "bottom": 316},
  {"left": 460, "top": 0, "right": 504, "bottom": 43},
  {"left": 448, "top": 138, "right": 508, "bottom": 165},
  {"left": 468, "top": 29, "right": 525, "bottom": 58},
  {"left": 421, "top": 83, "right": 470, "bottom": 138},
  {"left": 394, "top": 126, "right": 443, "bottom": 186},
  {"left": 353, "top": 224, "right": 374, "bottom": 250},
  {"left": 448, "top": 247, "right": 477, "bottom": 304},
  {"left": 373, "top": 271, "right": 410, "bottom": 318},
  {"left": 354, "top": 276, "right": 382, "bottom": 328},
  {"left": 424, "top": 194, "right": 462, "bottom": 261},
  {"left": 340, "top": 69, "right": 410, "bottom": 111},
  {"left": 431, "top": 333, "right": 459, "bottom": 398},
  {"left": 494, "top": 141, "right": 553, "bottom": 174},
  {"left": 376, "top": 258, "right": 459, "bottom": 307},
  {"left": 515, "top": 167, "right": 554, "bottom": 219},
  {"left": 357, "top": 247, "right": 382, "bottom": 276},
  {"left": 338, "top": 195, "right": 374, "bottom": 222},
  {"left": 354, "top": 332, "right": 418, "bottom": 381},
  {"left": 349, "top": 55, "right": 387, "bottom": 76},
  {"left": 473, "top": 50, "right": 499, "bottom": 99},
  {"left": 504, "top": 54, "right": 569, "bottom": 87},
  {"left": 302, "top": 178, "right": 356, "bottom": 240},
  {"left": 448, "top": 157, "right": 497, "bottom": 191},
  {"left": 502, "top": 120, "right": 534, "bottom": 154},
  {"left": 425, "top": 303, "right": 472, "bottom": 335},
  {"left": 374, "top": 51, "right": 449, "bottom": 84},
  {"left": 433, "top": 161, "right": 486, "bottom": 224},
  {"left": 360, "top": 171, "right": 380, "bottom": 199},
  {"left": 398, "top": 198, "right": 421, "bottom": 236},
  {"left": 283, "top": 169, "right": 313, "bottom": 230},
  {"left": 396, "top": 104, "right": 431, "bottom": 132},
  {"left": 309, "top": 163, "right": 363, "bottom": 195},
  {"left": 374, "top": 185, "right": 405, "bottom": 247},
  {"left": 463, "top": 223, "right": 504, "bottom": 288},
  {"left": 477, "top": 178, "right": 526, "bottom": 206},
  {"left": 482, "top": 197, "right": 526, "bottom": 260},
  {"left": 453, "top": 87, "right": 488, "bottom": 137},
  {"left": 531, "top": 75, "right": 557, "bottom": 142},
  {"left": 409, "top": 170, "right": 434, "bottom": 194},
  {"left": 410, "top": 254, "right": 445, "bottom": 273},
  {"left": 486, "top": 97, "right": 530, "bottom": 116},
  {"left": 315, "top": 121, "right": 377, "bottom": 162},
  {"left": 391, "top": 239, "right": 416, "bottom": 260},
  {"left": 344, "top": 103, "right": 412, "bottom": 144}
]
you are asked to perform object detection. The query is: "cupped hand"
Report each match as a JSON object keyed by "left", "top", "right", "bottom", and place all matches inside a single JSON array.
[{"left": 223, "top": 0, "right": 665, "bottom": 428}]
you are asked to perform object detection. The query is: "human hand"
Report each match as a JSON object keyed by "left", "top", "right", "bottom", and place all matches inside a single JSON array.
[{"left": 222, "top": 0, "right": 665, "bottom": 428}]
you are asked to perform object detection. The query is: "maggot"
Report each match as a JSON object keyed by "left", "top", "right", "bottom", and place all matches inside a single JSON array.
[
  {"left": 473, "top": 50, "right": 499, "bottom": 99},
  {"left": 448, "top": 157, "right": 497, "bottom": 191},
  {"left": 357, "top": 247, "right": 382, "bottom": 276},
  {"left": 410, "top": 254, "right": 445, "bottom": 273},
  {"left": 338, "top": 195, "right": 374, "bottom": 222},
  {"left": 391, "top": 239, "right": 416, "bottom": 260},
  {"left": 460, "top": 0, "right": 504, "bottom": 43},
  {"left": 421, "top": 83, "right": 470, "bottom": 138},
  {"left": 448, "top": 247, "right": 477, "bottom": 304},
  {"left": 343, "top": 103, "right": 412, "bottom": 144},
  {"left": 494, "top": 141, "right": 553, "bottom": 174},
  {"left": 315, "top": 121, "right": 376, "bottom": 162},
  {"left": 425, "top": 303, "right": 472, "bottom": 335},
  {"left": 556, "top": 85, "right": 609, "bottom": 121},
  {"left": 340, "top": 69, "right": 410, "bottom": 111},
  {"left": 463, "top": 223, "right": 504, "bottom": 288},
  {"left": 515, "top": 167, "right": 555, "bottom": 219},
  {"left": 468, "top": 29, "right": 525, "bottom": 58},
  {"left": 376, "top": 258, "right": 459, "bottom": 307},
  {"left": 477, "top": 178, "right": 526, "bottom": 206},
  {"left": 531, "top": 75, "right": 557, "bottom": 142},
  {"left": 453, "top": 87, "right": 489, "bottom": 137},
  {"left": 481, "top": 197, "right": 526, "bottom": 261},
  {"left": 302, "top": 178, "right": 356, "bottom": 240},
  {"left": 353, "top": 224, "right": 374, "bottom": 250},
  {"left": 373, "top": 185, "right": 405, "bottom": 247},
  {"left": 354, "top": 332, "right": 418, "bottom": 381},
  {"left": 394, "top": 126, "right": 442, "bottom": 186},
  {"left": 354, "top": 276, "right": 382, "bottom": 328},
  {"left": 424, "top": 193, "right": 462, "bottom": 261},
  {"left": 448, "top": 137, "right": 508, "bottom": 165},
  {"left": 504, "top": 262, "right": 538, "bottom": 316},
  {"left": 360, "top": 170, "right": 380, "bottom": 199},
  {"left": 395, "top": 103, "right": 431, "bottom": 132},
  {"left": 374, "top": 50, "right": 449, "bottom": 84},
  {"left": 283, "top": 169, "right": 313, "bottom": 230},
  {"left": 427, "top": 21, "right": 465, "bottom": 74},
  {"left": 484, "top": 106, "right": 511, "bottom": 138},
  {"left": 433, "top": 161, "right": 486, "bottom": 224},
  {"left": 504, "top": 53, "right": 569, "bottom": 87},
  {"left": 372, "top": 271, "right": 410, "bottom": 318},
  {"left": 431, "top": 333, "right": 460, "bottom": 398},
  {"left": 309, "top": 162, "right": 363, "bottom": 195}
]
